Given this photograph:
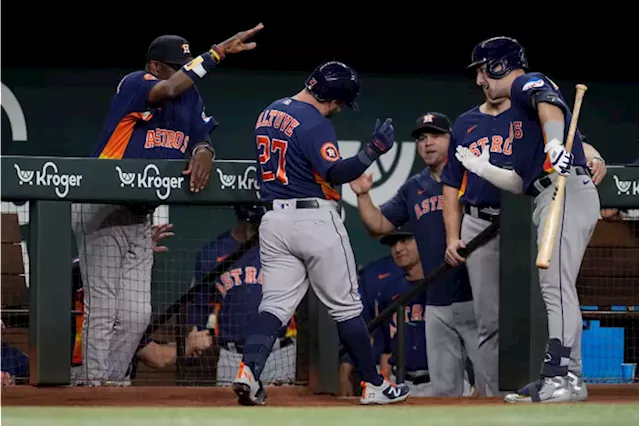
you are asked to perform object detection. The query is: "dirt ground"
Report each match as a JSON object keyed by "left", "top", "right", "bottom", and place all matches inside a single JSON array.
[{"left": 2, "top": 384, "right": 637, "bottom": 407}]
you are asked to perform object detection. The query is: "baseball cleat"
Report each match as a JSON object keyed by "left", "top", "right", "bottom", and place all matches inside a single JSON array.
[
  {"left": 567, "top": 372, "right": 588, "bottom": 401},
  {"left": 232, "top": 362, "right": 266, "bottom": 406},
  {"left": 504, "top": 376, "right": 572, "bottom": 403},
  {"left": 360, "top": 379, "right": 410, "bottom": 405}
]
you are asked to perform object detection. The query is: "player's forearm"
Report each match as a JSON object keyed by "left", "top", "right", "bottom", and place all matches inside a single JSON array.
[
  {"left": 356, "top": 193, "right": 396, "bottom": 236},
  {"left": 443, "top": 185, "right": 463, "bottom": 244},
  {"left": 138, "top": 342, "right": 177, "bottom": 369},
  {"left": 537, "top": 103, "right": 565, "bottom": 144},
  {"left": 148, "top": 73, "right": 195, "bottom": 105},
  {"left": 325, "top": 154, "right": 371, "bottom": 185},
  {"left": 148, "top": 48, "right": 224, "bottom": 105},
  {"left": 582, "top": 142, "right": 604, "bottom": 163},
  {"left": 476, "top": 164, "right": 523, "bottom": 194}
]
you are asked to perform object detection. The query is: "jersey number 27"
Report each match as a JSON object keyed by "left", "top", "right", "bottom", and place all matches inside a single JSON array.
[{"left": 257, "top": 135, "right": 289, "bottom": 185}]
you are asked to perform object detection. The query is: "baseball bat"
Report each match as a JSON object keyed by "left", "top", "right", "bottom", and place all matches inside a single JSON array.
[
  {"left": 535, "top": 84, "right": 588, "bottom": 269},
  {"left": 338, "top": 219, "right": 500, "bottom": 358}
]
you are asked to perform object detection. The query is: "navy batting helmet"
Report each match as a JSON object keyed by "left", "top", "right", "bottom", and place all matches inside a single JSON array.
[
  {"left": 234, "top": 204, "right": 266, "bottom": 224},
  {"left": 305, "top": 61, "right": 360, "bottom": 110},
  {"left": 467, "top": 37, "right": 528, "bottom": 79}
]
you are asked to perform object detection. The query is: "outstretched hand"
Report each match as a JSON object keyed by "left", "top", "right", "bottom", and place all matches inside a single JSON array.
[
  {"left": 364, "top": 118, "right": 395, "bottom": 161},
  {"left": 455, "top": 145, "right": 490, "bottom": 177},
  {"left": 350, "top": 173, "right": 373, "bottom": 195},
  {"left": 216, "top": 23, "right": 264, "bottom": 56}
]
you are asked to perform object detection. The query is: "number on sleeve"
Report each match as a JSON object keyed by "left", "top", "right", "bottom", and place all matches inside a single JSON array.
[{"left": 256, "top": 135, "right": 289, "bottom": 185}]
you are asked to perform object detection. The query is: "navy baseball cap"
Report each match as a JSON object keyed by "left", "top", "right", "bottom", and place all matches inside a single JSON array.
[
  {"left": 146, "top": 35, "right": 193, "bottom": 68},
  {"left": 380, "top": 225, "right": 414, "bottom": 247},
  {"left": 410, "top": 112, "right": 452, "bottom": 138}
]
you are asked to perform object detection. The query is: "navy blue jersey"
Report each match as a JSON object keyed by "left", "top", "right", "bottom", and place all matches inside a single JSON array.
[
  {"left": 187, "top": 231, "right": 288, "bottom": 345},
  {"left": 441, "top": 106, "right": 521, "bottom": 208},
  {"left": 359, "top": 256, "right": 405, "bottom": 361},
  {"left": 380, "top": 169, "right": 473, "bottom": 306},
  {"left": 254, "top": 98, "right": 342, "bottom": 201},
  {"left": 509, "top": 72, "right": 588, "bottom": 192},
  {"left": 1, "top": 343, "right": 29, "bottom": 379},
  {"left": 93, "top": 71, "right": 218, "bottom": 159},
  {"left": 377, "top": 277, "right": 427, "bottom": 372}
]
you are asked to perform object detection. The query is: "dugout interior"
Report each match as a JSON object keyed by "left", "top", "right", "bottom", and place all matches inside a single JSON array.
[{"left": 0, "top": 193, "right": 638, "bottom": 391}]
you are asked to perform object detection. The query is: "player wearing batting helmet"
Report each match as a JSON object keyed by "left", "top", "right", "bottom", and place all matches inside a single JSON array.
[
  {"left": 233, "top": 61, "right": 409, "bottom": 406},
  {"left": 70, "top": 24, "right": 263, "bottom": 385},
  {"left": 453, "top": 36, "right": 600, "bottom": 403},
  {"left": 444, "top": 37, "right": 607, "bottom": 402}
]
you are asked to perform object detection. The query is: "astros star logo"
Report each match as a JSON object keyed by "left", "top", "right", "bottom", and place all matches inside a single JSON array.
[
  {"left": 422, "top": 114, "right": 435, "bottom": 123},
  {"left": 181, "top": 44, "right": 191, "bottom": 55}
]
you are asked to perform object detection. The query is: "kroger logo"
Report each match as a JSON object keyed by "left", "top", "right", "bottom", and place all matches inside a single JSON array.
[
  {"left": 115, "top": 164, "right": 185, "bottom": 200},
  {"left": 216, "top": 165, "right": 259, "bottom": 191},
  {"left": 613, "top": 174, "right": 638, "bottom": 196},
  {"left": 14, "top": 162, "right": 83, "bottom": 198}
]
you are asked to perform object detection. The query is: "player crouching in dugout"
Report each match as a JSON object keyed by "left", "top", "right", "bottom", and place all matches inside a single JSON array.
[{"left": 340, "top": 227, "right": 475, "bottom": 397}]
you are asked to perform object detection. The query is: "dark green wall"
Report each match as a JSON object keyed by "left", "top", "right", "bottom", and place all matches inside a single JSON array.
[{"left": 3, "top": 68, "right": 637, "bottom": 311}]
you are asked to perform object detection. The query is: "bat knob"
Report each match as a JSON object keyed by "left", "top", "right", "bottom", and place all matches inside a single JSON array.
[{"left": 576, "top": 84, "right": 588, "bottom": 92}]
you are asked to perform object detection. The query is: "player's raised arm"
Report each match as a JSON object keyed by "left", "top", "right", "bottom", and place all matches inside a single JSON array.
[
  {"left": 454, "top": 145, "right": 524, "bottom": 194},
  {"left": 322, "top": 118, "right": 396, "bottom": 185},
  {"left": 147, "top": 23, "right": 264, "bottom": 105},
  {"left": 350, "top": 173, "right": 398, "bottom": 236}
]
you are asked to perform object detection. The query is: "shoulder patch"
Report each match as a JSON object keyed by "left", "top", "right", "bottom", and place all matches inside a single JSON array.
[
  {"left": 522, "top": 78, "right": 545, "bottom": 91},
  {"left": 320, "top": 142, "right": 340, "bottom": 162}
]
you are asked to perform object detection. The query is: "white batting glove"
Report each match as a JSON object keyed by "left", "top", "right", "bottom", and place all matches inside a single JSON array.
[
  {"left": 455, "top": 145, "right": 490, "bottom": 178},
  {"left": 544, "top": 138, "right": 574, "bottom": 176}
]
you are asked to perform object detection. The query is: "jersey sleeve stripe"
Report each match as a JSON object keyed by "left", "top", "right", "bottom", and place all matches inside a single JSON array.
[
  {"left": 457, "top": 171, "right": 468, "bottom": 199},
  {"left": 313, "top": 171, "right": 341, "bottom": 200},
  {"left": 98, "top": 111, "right": 152, "bottom": 159}
]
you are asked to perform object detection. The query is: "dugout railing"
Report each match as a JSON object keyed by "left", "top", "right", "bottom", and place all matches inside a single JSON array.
[
  {"left": 1, "top": 155, "right": 638, "bottom": 393},
  {"left": 0, "top": 155, "right": 341, "bottom": 392}
]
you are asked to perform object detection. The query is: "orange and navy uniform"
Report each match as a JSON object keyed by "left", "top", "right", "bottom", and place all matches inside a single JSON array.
[
  {"left": 509, "top": 72, "right": 587, "bottom": 194},
  {"left": 357, "top": 256, "right": 404, "bottom": 362},
  {"left": 254, "top": 97, "right": 342, "bottom": 201},
  {"left": 92, "top": 70, "right": 217, "bottom": 160},
  {"left": 187, "top": 231, "right": 293, "bottom": 347},
  {"left": 441, "top": 106, "right": 520, "bottom": 207}
]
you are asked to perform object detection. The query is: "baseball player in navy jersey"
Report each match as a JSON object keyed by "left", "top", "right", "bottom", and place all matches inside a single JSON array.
[
  {"left": 233, "top": 61, "right": 410, "bottom": 406},
  {"left": 350, "top": 112, "right": 487, "bottom": 397},
  {"left": 71, "top": 24, "right": 263, "bottom": 385},
  {"left": 376, "top": 229, "right": 476, "bottom": 397},
  {"left": 338, "top": 256, "right": 404, "bottom": 396},
  {"left": 442, "top": 37, "right": 608, "bottom": 398},
  {"left": 360, "top": 255, "right": 404, "bottom": 361},
  {"left": 187, "top": 205, "right": 296, "bottom": 385},
  {"left": 454, "top": 37, "right": 600, "bottom": 403}
]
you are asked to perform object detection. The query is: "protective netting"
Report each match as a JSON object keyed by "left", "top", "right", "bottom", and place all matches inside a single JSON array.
[
  {"left": 578, "top": 211, "right": 639, "bottom": 384},
  {"left": 1, "top": 202, "right": 302, "bottom": 387}
]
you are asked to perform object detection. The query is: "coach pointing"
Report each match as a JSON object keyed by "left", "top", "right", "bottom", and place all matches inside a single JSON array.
[{"left": 71, "top": 24, "right": 263, "bottom": 386}]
